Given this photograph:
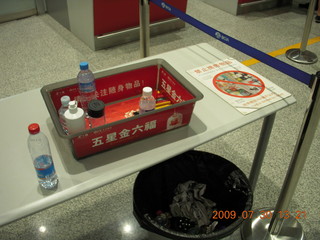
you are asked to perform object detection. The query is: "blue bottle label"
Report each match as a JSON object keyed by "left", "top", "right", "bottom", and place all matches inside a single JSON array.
[
  {"left": 34, "top": 155, "right": 56, "bottom": 180},
  {"left": 79, "top": 82, "right": 95, "bottom": 93}
]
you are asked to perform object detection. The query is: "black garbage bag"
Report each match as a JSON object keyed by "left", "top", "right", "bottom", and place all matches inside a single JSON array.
[{"left": 133, "top": 150, "right": 253, "bottom": 240}]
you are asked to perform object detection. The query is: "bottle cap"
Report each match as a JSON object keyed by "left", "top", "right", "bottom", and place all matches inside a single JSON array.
[
  {"left": 68, "top": 100, "right": 78, "bottom": 114},
  {"left": 28, "top": 123, "right": 40, "bottom": 134},
  {"left": 142, "top": 87, "right": 153, "bottom": 97},
  {"left": 61, "top": 96, "right": 70, "bottom": 107},
  {"left": 79, "top": 62, "right": 89, "bottom": 70},
  {"left": 88, "top": 100, "right": 105, "bottom": 118}
]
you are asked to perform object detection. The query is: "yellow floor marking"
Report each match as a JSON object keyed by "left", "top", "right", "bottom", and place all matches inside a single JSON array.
[{"left": 241, "top": 36, "right": 320, "bottom": 66}]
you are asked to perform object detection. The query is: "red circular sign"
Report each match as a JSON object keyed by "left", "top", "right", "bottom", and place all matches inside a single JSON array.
[{"left": 213, "top": 71, "right": 265, "bottom": 98}]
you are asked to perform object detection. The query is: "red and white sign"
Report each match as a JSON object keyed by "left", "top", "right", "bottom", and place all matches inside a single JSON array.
[
  {"left": 187, "top": 58, "right": 291, "bottom": 115},
  {"left": 213, "top": 70, "right": 265, "bottom": 98}
]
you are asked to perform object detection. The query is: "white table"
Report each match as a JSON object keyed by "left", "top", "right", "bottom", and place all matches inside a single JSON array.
[{"left": 0, "top": 43, "right": 295, "bottom": 226}]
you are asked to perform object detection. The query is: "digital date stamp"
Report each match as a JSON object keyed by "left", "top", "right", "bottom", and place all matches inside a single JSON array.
[{"left": 212, "top": 210, "right": 307, "bottom": 220}]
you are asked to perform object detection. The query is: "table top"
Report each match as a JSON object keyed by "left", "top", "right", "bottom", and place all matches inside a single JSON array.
[{"left": 0, "top": 43, "right": 296, "bottom": 226}]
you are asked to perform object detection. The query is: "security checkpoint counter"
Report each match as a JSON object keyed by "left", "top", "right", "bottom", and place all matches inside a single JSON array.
[{"left": 0, "top": 43, "right": 295, "bottom": 229}]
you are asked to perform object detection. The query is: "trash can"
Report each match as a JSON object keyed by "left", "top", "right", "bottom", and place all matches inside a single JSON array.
[{"left": 133, "top": 150, "right": 253, "bottom": 239}]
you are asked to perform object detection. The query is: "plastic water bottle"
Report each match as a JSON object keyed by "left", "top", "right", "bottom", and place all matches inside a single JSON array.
[
  {"left": 139, "top": 87, "right": 156, "bottom": 114},
  {"left": 58, "top": 95, "right": 70, "bottom": 134},
  {"left": 27, "top": 123, "right": 58, "bottom": 190},
  {"left": 77, "top": 62, "right": 96, "bottom": 111}
]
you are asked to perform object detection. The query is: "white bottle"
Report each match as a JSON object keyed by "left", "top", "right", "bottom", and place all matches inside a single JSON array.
[
  {"left": 64, "top": 100, "right": 86, "bottom": 134},
  {"left": 139, "top": 87, "right": 156, "bottom": 114},
  {"left": 58, "top": 95, "right": 70, "bottom": 134},
  {"left": 27, "top": 123, "right": 58, "bottom": 190}
]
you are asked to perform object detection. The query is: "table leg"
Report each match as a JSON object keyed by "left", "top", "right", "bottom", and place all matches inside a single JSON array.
[{"left": 249, "top": 113, "right": 276, "bottom": 191}]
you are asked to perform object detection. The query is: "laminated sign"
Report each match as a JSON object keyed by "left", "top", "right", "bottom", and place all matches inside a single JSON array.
[{"left": 187, "top": 58, "right": 291, "bottom": 115}]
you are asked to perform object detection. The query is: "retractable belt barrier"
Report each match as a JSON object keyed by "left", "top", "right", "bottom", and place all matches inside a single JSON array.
[{"left": 150, "top": 0, "right": 314, "bottom": 87}]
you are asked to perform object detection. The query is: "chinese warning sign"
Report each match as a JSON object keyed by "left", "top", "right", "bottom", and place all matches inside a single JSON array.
[
  {"left": 187, "top": 58, "right": 291, "bottom": 115},
  {"left": 213, "top": 70, "right": 265, "bottom": 98}
]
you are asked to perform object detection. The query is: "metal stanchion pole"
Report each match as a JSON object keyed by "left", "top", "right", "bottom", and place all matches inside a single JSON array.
[
  {"left": 241, "top": 72, "right": 320, "bottom": 240},
  {"left": 286, "top": 0, "right": 318, "bottom": 64},
  {"left": 139, "top": 0, "right": 150, "bottom": 58}
]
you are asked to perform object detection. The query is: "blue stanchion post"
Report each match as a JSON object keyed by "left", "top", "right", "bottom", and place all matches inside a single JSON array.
[{"left": 150, "top": 0, "right": 313, "bottom": 87}]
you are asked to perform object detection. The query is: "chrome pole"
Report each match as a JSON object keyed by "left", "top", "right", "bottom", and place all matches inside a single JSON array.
[
  {"left": 139, "top": 0, "right": 150, "bottom": 58},
  {"left": 242, "top": 73, "right": 320, "bottom": 240},
  {"left": 268, "top": 72, "right": 320, "bottom": 235},
  {"left": 286, "top": 0, "right": 318, "bottom": 64}
]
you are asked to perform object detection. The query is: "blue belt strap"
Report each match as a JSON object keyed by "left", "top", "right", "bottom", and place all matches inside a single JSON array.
[{"left": 150, "top": 0, "right": 313, "bottom": 86}]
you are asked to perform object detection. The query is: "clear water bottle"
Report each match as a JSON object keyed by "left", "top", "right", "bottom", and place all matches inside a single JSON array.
[
  {"left": 58, "top": 95, "right": 70, "bottom": 134},
  {"left": 77, "top": 62, "right": 96, "bottom": 111},
  {"left": 139, "top": 87, "right": 156, "bottom": 114},
  {"left": 27, "top": 123, "right": 58, "bottom": 190}
]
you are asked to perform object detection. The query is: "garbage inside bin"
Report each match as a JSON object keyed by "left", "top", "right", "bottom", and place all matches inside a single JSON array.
[
  {"left": 133, "top": 150, "right": 253, "bottom": 239},
  {"left": 170, "top": 180, "right": 217, "bottom": 232}
]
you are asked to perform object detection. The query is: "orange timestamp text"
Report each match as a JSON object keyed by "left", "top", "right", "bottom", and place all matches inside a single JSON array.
[{"left": 212, "top": 210, "right": 307, "bottom": 220}]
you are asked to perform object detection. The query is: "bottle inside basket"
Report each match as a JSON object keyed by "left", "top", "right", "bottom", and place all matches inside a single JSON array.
[
  {"left": 77, "top": 61, "right": 96, "bottom": 111},
  {"left": 27, "top": 123, "right": 58, "bottom": 190},
  {"left": 88, "top": 99, "right": 106, "bottom": 129},
  {"left": 64, "top": 100, "right": 86, "bottom": 134},
  {"left": 139, "top": 87, "right": 156, "bottom": 114},
  {"left": 58, "top": 95, "right": 70, "bottom": 134}
]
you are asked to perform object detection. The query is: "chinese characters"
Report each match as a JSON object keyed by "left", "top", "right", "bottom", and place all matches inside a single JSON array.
[{"left": 91, "top": 120, "right": 157, "bottom": 148}]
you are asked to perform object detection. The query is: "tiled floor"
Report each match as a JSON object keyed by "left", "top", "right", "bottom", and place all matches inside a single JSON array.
[{"left": 0, "top": 0, "right": 319, "bottom": 239}]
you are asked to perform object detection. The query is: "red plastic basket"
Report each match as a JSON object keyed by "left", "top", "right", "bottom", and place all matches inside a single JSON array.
[{"left": 41, "top": 59, "right": 203, "bottom": 159}]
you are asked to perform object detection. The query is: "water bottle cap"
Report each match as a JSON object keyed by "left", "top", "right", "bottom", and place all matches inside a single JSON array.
[
  {"left": 61, "top": 96, "right": 70, "bottom": 107},
  {"left": 79, "top": 62, "right": 89, "bottom": 70},
  {"left": 88, "top": 100, "right": 105, "bottom": 118},
  {"left": 28, "top": 123, "right": 40, "bottom": 134},
  {"left": 142, "top": 87, "right": 153, "bottom": 97}
]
